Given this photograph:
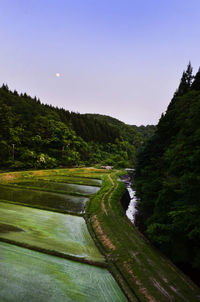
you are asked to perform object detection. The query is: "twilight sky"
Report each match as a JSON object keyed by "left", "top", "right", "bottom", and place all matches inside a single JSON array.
[{"left": 0, "top": 0, "right": 200, "bottom": 125}]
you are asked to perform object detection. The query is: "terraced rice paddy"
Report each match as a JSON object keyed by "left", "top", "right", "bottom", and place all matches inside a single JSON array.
[
  {"left": 0, "top": 242, "right": 127, "bottom": 302},
  {"left": 26, "top": 175, "right": 102, "bottom": 187},
  {"left": 0, "top": 168, "right": 127, "bottom": 302},
  {"left": 10, "top": 180, "right": 100, "bottom": 195},
  {"left": 0, "top": 185, "right": 88, "bottom": 214},
  {"left": 0, "top": 202, "right": 104, "bottom": 263}
]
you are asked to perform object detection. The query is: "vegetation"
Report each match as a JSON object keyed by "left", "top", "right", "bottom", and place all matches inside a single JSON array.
[
  {"left": 0, "top": 168, "right": 107, "bottom": 264},
  {"left": 85, "top": 170, "right": 200, "bottom": 301},
  {"left": 0, "top": 202, "right": 105, "bottom": 264},
  {"left": 131, "top": 125, "right": 156, "bottom": 140},
  {"left": 0, "top": 167, "right": 128, "bottom": 301},
  {"left": 0, "top": 185, "right": 88, "bottom": 214},
  {"left": 135, "top": 63, "right": 200, "bottom": 282},
  {"left": 0, "top": 85, "right": 153, "bottom": 170},
  {"left": 1, "top": 167, "right": 200, "bottom": 301},
  {"left": 1, "top": 242, "right": 127, "bottom": 302},
  {"left": 84, "top": 114, "right": 147, "bottom": 147},
  {"left": 8, "top": 181, "right": 100, "bottom": 195}
]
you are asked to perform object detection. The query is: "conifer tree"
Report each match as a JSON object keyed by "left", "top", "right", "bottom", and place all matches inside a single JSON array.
[
  {"left": 175, "top": 62, "right": 193, "bottom": 96},
  {"left": 191, "top": 67, "right": 200, "bottom": 91}
]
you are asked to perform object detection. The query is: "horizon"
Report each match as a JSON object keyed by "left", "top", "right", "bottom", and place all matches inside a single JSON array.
[
  {"left": 1, "top": 0, "right": 200, "bottom": 125},
  {"left": 1, "top": 82, "right": 156, "bottom": 126}
]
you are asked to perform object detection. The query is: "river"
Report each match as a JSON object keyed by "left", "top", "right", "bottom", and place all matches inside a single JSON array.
[{"left": 120, "top": 169, "right": 137, "bottom": 224}]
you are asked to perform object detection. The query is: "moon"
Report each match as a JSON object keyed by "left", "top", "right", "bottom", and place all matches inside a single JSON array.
[{"left": 56, "top": 73, "right": 60, "bottom": 77}]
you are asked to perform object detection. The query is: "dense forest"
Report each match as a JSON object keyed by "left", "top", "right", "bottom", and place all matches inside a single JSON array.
[
  {"left": 135, "top": 63, "right": 200, "bottom": 281},
  {"left": 131, "top": 124, "right": 156, "bottom": 140},
  {"left": 0, "top": 85, "right": 153, "bottom": 170}
]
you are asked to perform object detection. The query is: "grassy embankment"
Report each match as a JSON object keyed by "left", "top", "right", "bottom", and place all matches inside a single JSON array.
[{"left": 86, "top": 170, "right": 200, "bottom": 302}]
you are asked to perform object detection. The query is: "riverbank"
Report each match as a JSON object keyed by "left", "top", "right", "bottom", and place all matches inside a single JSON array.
[{"left": 86, "top": 170, "right": 200, "bottom": 302}]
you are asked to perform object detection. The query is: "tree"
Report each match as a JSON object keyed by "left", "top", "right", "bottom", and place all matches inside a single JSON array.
[
  {"left": 135, "top": 65, "right": 200, "bottom": 276},
  {"left": 191, "top": 68, "right": 200, "bottom": 91},
  {"left": 174, "top": 62, "right": 193, "bottom": 96}
]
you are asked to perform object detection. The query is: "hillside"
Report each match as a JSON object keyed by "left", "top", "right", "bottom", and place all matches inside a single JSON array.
[
  {"left": 0, "top": 85, "right": 151, "bottom": 170},
  {"left": 84, "top": 114, "right": 146, "bottom": 147},
  {"left": 131, "top": 124, "right": 156, "bottom": 140},
  {"left": 135, "top": 63, "right": 200, "bottom": 285}
]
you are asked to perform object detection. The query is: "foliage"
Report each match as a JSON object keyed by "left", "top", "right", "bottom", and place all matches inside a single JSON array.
[
  {"left": 0, "top": 86, "right": 152, "bottom": 169},
  {"left": 131, "top": 124, "right": 156, "bottom": 140},
  {"left": 135, "top": 64, "right": 200, "bottom": 274},
  {"left": 1, "top": 167, "right": 199, "bottom": 301},
  {"left": 85, "top": 170, "right": 200, "bottom": 301}
]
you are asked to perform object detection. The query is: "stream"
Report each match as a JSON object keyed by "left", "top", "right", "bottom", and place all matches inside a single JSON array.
[
  {"left": 120, "top": 170, "right": 200, "bottom": 287},
  {"left": 120, "top": 169, "right": 137, "bottom": 224}
]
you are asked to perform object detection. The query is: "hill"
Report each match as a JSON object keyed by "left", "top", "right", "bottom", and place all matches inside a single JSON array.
[
  {"left": 84, "top": 113, "right": 148, "bottom": 147},
  {"left": 0, "top": 85, "right": 151, "bottom": 170},
  {"left": 131, "top": 124, "right": 156, "bottom": 140},
  {"left": 135, "top": 63, "right": 200, "bottom": 285}
]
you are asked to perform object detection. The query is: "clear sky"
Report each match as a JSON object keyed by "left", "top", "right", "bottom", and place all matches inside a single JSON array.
[{"left": 0, "top": 0, "right": 200, "bottom": 125}]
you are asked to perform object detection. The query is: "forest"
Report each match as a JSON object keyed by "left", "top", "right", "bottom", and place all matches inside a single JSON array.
[
  {"left": 135, "top": 63, "right": 200, "bottom": 282},
  {"left": 0, "top": 85, "right": 153, "bottom": 170}
]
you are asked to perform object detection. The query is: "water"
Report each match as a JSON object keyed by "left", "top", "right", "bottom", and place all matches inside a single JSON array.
[{"left": 121, "top": 169, "right": 137, "bottom": 224}]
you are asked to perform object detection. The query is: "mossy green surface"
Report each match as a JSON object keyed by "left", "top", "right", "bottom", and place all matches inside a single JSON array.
[
  {"left": 0, "top": 185, "right": 88, "bottom": 214},
  {"left": 2, "top": 167, "right": 199, "bottom": 301},
  {"left": 36, "top": 176, "right": 102, "bottom": 187},
  {"left": 10, "top": 180, "right": 100, "bottom": 195},
  {"left": 86, "top": 171, "right": 200, "bottom": 302},
  {"left": 0, "top": 242, "right": 127, "bottom": 302},
  {"left": 0, "top": 168, "right": 104, "bottom": 186},
  {"left": 0, "top": 202, "right": 104, "bottom": 264}
]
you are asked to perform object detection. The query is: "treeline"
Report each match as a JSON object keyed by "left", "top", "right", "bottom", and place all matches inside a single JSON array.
[
  {"left": 84, "top": 114, "right": 146, "bottom": 147},
  {"left": 131, "top": 125, "right": 156, "bottom": 140},
  {"left": 135, "top": 63, "right": 200, "bottom": 278},
  {"left": 0, "top": 85, "right": 149, "bottom": 170}
]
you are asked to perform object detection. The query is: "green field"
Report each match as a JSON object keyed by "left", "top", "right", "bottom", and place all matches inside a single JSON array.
[
  {"left": 10, "top": 180, "right": 100, "bottom": 195},
  {"left": 0, "top": 242, "right": 127, "bottom": 302},
  {"left": 0, "top": 202, "right": 105, "bottom": 264},
  {"left": 36, "top": 176, "right": 102, "bottom": 187},
  {"left": 0, "top": 169, "right": 103, "bottom": 187},
  {"left": 0, "top": 185, "right": 88, "bottom": 214},
  {"left": 86, "top": 171, "right": 200, "bottom": 302},
  {"left": 1, "top": 167, "right": 199, "bottom": 301}
]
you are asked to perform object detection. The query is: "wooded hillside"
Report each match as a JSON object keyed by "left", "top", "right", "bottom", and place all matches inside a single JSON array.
[
  {"left": 0, "top": 85, "right": 152, "bottom": 170},
  {"left": 135, "top": 63, "right": 200, "bottom": 282}
]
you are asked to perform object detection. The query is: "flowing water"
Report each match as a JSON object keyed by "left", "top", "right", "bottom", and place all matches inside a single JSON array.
[{"left": 121, "top": 169, "right": 137, "bottom": 224}]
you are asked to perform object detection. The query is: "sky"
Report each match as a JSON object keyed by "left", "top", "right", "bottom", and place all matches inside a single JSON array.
[{"left": 0, "top": 0, "right": 200, "bottom": 125}]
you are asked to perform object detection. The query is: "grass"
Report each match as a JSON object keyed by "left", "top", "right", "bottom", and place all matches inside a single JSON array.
[
  {"left": 0, "top": 168, "right": 104, "bottom": 215},
  {"left": 22, "top": 176, "right": 102, "bottom": 187},
  {"left": 85, "top": 171, "right": 200, "bottom": 302},
  {"left": 0, "top": 167, "right": 104, "bottom": 186},
  {"left": 0, "top": 185, "right": 88, "bottom": 214},
  {"left": 9, "top": 180, "right": 100, "bottom": 195},
  {"left": 0, "top": 202, "right": 105, "bottom": 264},
  {"left": 1, "top": 167, "right": 200, "bottom": 301},
  {"left": 0, "top": 241, "right": 127, "bottom": 302}
]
